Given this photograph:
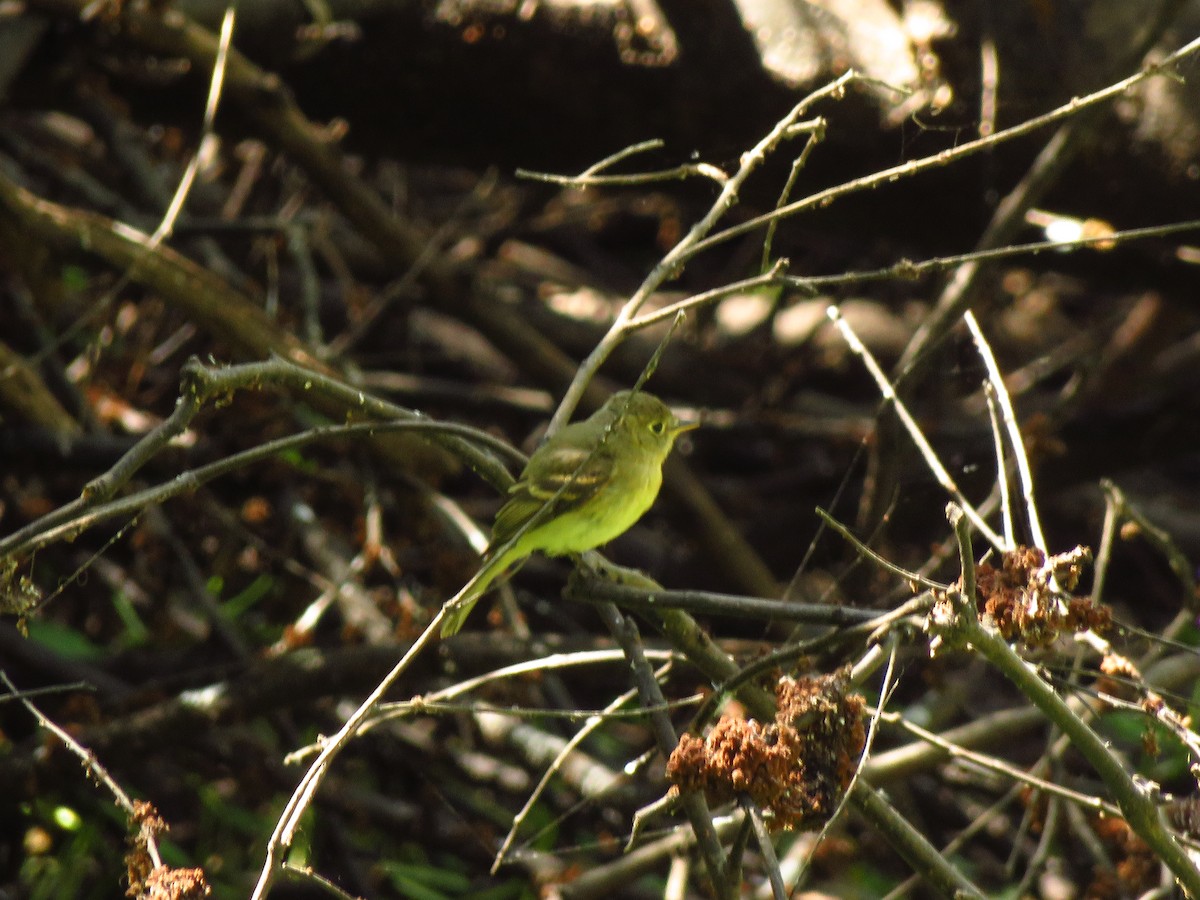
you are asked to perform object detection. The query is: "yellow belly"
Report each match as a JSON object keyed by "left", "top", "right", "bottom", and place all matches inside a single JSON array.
[{"left": 521, "top": 464, "right": 662, "bottom": 557}]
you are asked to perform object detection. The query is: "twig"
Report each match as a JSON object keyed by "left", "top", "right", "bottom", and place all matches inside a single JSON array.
[
  {"left": 760, "top": 119, "right": 825, "bottom": 272},
  {"left": 250, "top": 603, "right": 450, "bottom": 900},
  {"left": 850, "top": 781, "right": 987, "bottom": 899},
  {"left": 788, "top": 640, "right": 899, "bottom": 893},
  {"left": 626, "top": 263, "right": 791, "bottom": 332},
  {"left": 633, "top": 217, "right": 1200, "bottom": 364},
  {"left": 963, "top": 311, "right": 1046, "bottom": 552},
  {"left": 147, "top": 9, "right": 234, "bottom": 248},
  {"left": 880, "top": 781, "right": 1026, "bottom": 900},
  {"left": 943, "top": 504, "right": 1200, "bottom": 896},
  {"left": 864, "top": 702, "right": 1033, "bottom": 785},
  {"left": 724, "top": 812, "right": 753, "bottom": 898},
  {"left": 557, "top": 815, "right": 745, "bottom": 900},
  {"left": 0, "top": 670, "right": 164, "bottom": 870},
  {"left": 1097, "top": 479, "right": 1198, "bottom": 611},
  {"left": 896, "top": 3, "right": 1196, "bottom": 378},
  {"left": 870, "top": 707, "right": 1116, "bottom": 817},
  {"left": 682, "top": 35, "right": 1200, "bottom": 267},
  {"left": 568, "top": 577, "right": 883, "bottom": 625},
  {"left": 740, "top": 796, "right": 787, "bottom": 900},
  {"left": 827, "top": 306, "right": 1007, "bottom": 550},
  {"left": 491, "top": 668, "right": 670, "bottom": 873},
  {"left": 0, "top": 357, "right": 517, "bottom": 561},
  {"left": 278, "top": 863, "right": 359, "bottom": 900},
  {"left": 0, "top": 416, "right": 518, "bottom": 563},
  {"left": 364, "top": 649, "right": 679, "bottom": 733},
  {"left": 813, "top": 508, "right": 949, "bottom": 591},
  {"left": 548, "top": 70, "right": 862, "bottom": 435},
  {"left": 595, "top": 601, "right": 731, "bottom": 897},
  {"left": 982, "top": 384, "right": 1016, "bottom": 547}
]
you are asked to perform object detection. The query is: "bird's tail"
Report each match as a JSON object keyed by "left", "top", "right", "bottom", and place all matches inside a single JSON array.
[
  {"left": 439, "top": 581, "right": 485, "bottom": 637},
  {"left": 439, "top": 547, "right": 516, "bottom": 637}
]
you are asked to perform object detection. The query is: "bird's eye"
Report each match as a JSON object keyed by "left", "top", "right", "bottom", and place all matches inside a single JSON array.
[{"left": 649, "top": 420, "right": 666, "bottom": 435}]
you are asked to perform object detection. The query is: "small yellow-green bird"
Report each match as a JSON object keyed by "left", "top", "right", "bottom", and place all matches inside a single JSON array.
[{"left": 440, "top": 390, "right": 697, "bottom": 636}]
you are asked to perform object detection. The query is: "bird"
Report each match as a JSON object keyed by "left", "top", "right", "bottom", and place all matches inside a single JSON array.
[{"left": 440, "top": 390, "right": 696, "bottom": 636}]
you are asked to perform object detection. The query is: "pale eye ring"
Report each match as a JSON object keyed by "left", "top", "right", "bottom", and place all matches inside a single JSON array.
[{"left": 649, "top": 420, "right": 666, "bottom": 435}]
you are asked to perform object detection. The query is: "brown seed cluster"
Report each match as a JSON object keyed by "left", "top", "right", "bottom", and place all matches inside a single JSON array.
[
  {"left": 665, "top": 671, "right": 865, "bottom": 830},
  {"left": 136, "top": 866, "right": 212, "bottom": 900},
  {"left": 1089, "top": 816, "right": 1156, "bottom": 899},
  {"left": 975, "top": 546, "right": 1110, "bottom": 647},
  {"left": 125, "top": 801, "right": 211, "bottom": 899}
]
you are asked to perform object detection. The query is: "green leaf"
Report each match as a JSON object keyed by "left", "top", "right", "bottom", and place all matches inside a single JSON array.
[
  {"left": 26, "top": 620, "right": 106, "bottom": 662},
  {"left": 110, "top": 590, "right": 149, "bottom": 646},
  {"left": 221, "top": 574, "right": 274, "bottom": 618},
  {"left": 379, "top": 861, "right": 471, "bottom": 897}
]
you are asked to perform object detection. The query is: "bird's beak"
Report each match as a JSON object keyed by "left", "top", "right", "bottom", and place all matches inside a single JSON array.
[{"left": 672, "top": 417, "right": 699, "bottom": 436}]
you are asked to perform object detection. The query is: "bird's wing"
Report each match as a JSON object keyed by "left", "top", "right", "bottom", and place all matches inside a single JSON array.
[{"left": 489, "top": 437, "right": 615, "bottom": 550}]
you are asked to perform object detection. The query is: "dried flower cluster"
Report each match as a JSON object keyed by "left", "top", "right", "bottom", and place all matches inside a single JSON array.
[
  {"left": 125, "top": 801, "right": 211, "bottom": 899},
  {"left": 975, "top": 546, "right": 1110, "bottom": 647},
  {"left": 1090, "top": 816, "right": 1157, "bottom": 898},
  {"left": 665, "top": 671, "right": 865, "bottom": 830}
]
